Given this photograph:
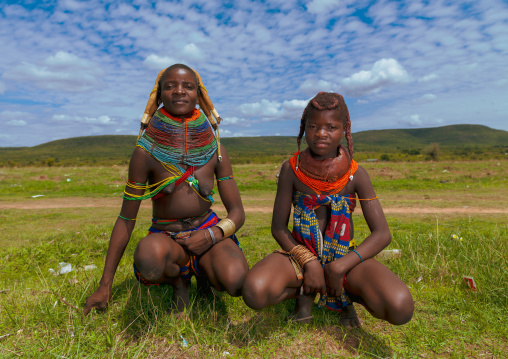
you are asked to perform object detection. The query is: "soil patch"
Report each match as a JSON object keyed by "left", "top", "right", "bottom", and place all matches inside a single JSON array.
[{"left": 0, "top": 197, "right": 506, "bottom": 214}]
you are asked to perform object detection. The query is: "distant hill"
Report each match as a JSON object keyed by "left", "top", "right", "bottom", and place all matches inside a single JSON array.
[
  {"left": 1, "top": 124, "right": 506, "bottom": 166},
  {"left": 352, "top": 124, "right": 508, "bottom": 150}
]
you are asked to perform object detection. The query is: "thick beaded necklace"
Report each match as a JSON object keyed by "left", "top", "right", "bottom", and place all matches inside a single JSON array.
[{"left": 137, "top": 108, "right": 217, "bottom": 167}]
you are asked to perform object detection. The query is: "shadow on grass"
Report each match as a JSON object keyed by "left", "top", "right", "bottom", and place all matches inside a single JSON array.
[
  {"left": 225, "top": 300, "right": 393, "bottom": 357},
  {"left": 89, "top": 277, "right": 392, "bottom": 357},
  {"left": 117, "top": 276, "right": 230, "bottom": 339},
  {"left": 331, "top": 325, "right": 393, "bottom": 358}
]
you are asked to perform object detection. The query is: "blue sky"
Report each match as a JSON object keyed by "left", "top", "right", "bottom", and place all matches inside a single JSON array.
[{"left": 1, "top": 0, "right": 507, "bottom": 147}]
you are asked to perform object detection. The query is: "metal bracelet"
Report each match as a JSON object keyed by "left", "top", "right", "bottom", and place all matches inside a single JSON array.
[
  {"left": 215, "top": 218, "right": 236, "bottom": 238},
  {"left": 207, "top": 227, "right": 216, "bottom": 246}
]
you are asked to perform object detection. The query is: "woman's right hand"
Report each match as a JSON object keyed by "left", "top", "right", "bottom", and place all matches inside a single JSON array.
[
  {"left": 302, "top": 260, "right": 326, "bottom": 295},
  {"left": 83, "top": 285, "right": 111, "bottom": 316},
  {"left": 174, "top": 229, "right": 213, "bottom": 256}
]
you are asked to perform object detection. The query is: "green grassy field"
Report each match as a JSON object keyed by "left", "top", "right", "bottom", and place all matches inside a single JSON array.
[{"left": 0, "top": 160, "right": 506, "bottom": 358}]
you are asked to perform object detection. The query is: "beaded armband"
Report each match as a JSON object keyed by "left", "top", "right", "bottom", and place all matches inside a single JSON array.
[
  {"left": 118, "top": 214, "right": 136, "bottom": 221},
  {"left": 215, "top": 218, "right": 236, "bottom": 238},
  {"left": 217, "top": 175, "right": 234, "bottom": 182}
]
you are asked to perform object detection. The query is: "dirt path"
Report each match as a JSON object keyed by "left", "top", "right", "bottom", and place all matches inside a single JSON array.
[{"left": 1, "top": 197, "right": 506, "bottom": 214}]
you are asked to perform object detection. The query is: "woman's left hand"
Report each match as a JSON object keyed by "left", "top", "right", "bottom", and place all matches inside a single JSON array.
[
  {"left": 174, "top": 229, "right": 213, "bottom": 256},
  {"left": 324, "top": 260, "right": 346, "bottom": 297}
]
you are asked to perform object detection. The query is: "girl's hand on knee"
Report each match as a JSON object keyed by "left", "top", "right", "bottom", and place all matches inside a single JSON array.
[
  {"left": 175, "top": 230, "right": 211, "bottom": 256},
  {"left": 302, "top": 260, "right": 326, "bottom": 295},
  {"left": 324, "top": 261, "right": 345, "bottom": 297}
]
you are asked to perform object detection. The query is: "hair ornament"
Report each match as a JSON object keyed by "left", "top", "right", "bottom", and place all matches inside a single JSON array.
[{"left": 138, "top": 66, "right": 223, "bottom": 161}]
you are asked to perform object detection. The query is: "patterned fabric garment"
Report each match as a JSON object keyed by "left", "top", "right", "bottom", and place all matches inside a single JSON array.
[
  {"left": 292, "top": 190, "right": 355, "bottom": 312},
  {"left": 133, "top": 211, "right": 241, "bottom": 284}
]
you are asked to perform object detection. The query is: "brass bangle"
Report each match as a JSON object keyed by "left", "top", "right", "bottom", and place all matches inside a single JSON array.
[
  {"left": 215, "top": 218, "right": 236, "bottom": 238},
  {"left": 289, "top": 245, "right": 318, "bottom": 268}
]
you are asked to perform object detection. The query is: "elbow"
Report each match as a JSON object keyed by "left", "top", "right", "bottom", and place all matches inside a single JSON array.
[
  {"left": 271, "top": 226, "right": 283, "bottom": 239},
  {"left": 228, "top": 206, "right": 245, "bottom": 229},
  {"left": 236, "top": 209, "right": 245, "bottom": 229},
  {"left": 385, "top": 230, "right": 392, "bottom": 247}
]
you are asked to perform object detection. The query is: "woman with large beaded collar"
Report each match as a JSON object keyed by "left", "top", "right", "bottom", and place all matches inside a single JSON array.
[{"left": 84, "top": 64, "right": 247, "bottom": 316}]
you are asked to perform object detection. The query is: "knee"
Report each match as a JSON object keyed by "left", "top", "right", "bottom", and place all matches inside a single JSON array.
[
  {"left": 242, "top": 273, "right": 271, "bottom": 310},
  {"left": 387, "top": 289, "right": 414, "bottom": 325},
  {"left": 221, "top": 264, "right": 247, "bottom": 297},
  {"left": 134, "top": 236, "right": 170, "bottom": 281}
]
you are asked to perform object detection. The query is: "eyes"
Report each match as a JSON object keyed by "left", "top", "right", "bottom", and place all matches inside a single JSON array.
[
  {"left": 163, "top": 82, "right": 196, "bottom": 91},
  {"left": 306, "top": 123, "right": 340, "bottom": 131}
]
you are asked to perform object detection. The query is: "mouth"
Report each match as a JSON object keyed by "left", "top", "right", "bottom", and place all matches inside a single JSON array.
[{"left": 172, "top": 99, "right": 188, "bottom": 104}]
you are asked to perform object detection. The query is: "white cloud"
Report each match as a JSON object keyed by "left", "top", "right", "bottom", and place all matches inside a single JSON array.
[
  {"left": 0, "top": 81, "right": 5, "bottom": 94},
  {"left": 415, "top": 94, "right": 437, "bottom": 104},
  {"left": 220, "top": 116, "right": 250, "bottom": 127},
  {"left": 0, "top": 111, "right": 33, "bottom": 123},
  {"left": 58, "top": 0, "right": 89, "bottom": 12},
  {"left": 406, "top": 114, "right": 422, "bottom": 126},
  {"left": 396, "top": 113, "right": 444, "bottom": 128},
  {"left": 419, "top": 74, "right": 438, "bottom": 82},
  {"left": 238, "top": 98, "right": 308, "bottom": 121},
  {"left": 299, "top": 79, "right": 336, "bottom": 96},
  {"left": 340, "top": 58, "right": 410, "bottom": 97},
  {"left": 182, "top": 43, "right": 203, "bottom": 62},
  {"left": 143, "top": 54, "right": 180, "bottom": 70},
  {"left": 306, "top": 0, "right": 348, "bottom": 14},
  {"left": 51, "top": 114, "right": 117, "bottom": 125},
  {"left": 239, "top": 99, "right": 283, "bottom": 118},
  {"left": 7, "top": 119, "right": 27, "bottom": 126},
  {"left": 282, "top": 99, "right": 308, "bottom": 111},
  {"left": 4, "top": 52, "right": 103, "bottom": 92}
]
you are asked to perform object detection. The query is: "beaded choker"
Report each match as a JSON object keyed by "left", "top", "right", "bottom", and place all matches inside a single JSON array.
[
  {"left": 290, "top": 146, "right": 358, "bottom": 194},
  {"left": 137, "top": 108, "right": 218, "bottom": 167}
]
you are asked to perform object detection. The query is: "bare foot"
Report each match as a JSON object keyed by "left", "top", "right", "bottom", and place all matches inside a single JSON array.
[
  {"left": 169, "top": 277, "right": 190, "bottom": 316},
  {"left": 338, "top": 304, "right": 362, "bottom": 330},
  {"left": 196, "top": 276, "right": 214, "bottom": 297},
  {"left": 288, "top": 292, "right": 314, "bottom": 324}
]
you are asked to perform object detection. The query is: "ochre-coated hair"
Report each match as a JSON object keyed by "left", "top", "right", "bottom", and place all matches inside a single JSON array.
[
  {"left": 296, "top": 92, "right": 353, "bottom": 158},
  {"left": 156, "top": 63, "right": 200, "bottom": 104}
]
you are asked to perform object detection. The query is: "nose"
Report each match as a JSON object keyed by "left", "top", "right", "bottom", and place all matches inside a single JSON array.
[
  {"left": 316, "top": 128, "right": 327, "bottom": 138},
  {"left": 174, "top": 83, "right": 185, "bottom": 94}
]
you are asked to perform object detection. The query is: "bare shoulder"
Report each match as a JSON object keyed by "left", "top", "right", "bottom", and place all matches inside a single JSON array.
[
  {"left": 352, "top": 165, "right": 376, "bottom": 198},
  {"left": 217, "top": 144, "right": 231, "bottom": 164},
  {"left": 131, "top": 146, "right": 151, "bottom": 162},
  {"left": 215, "top": 144, "right": 233, "bottom": 172},
  {"left": 128, "top": 147, "right": 151, "bottom": 180},
  {"left": 277, "top": 159, "right": 296, "bottom": 185},
  {"left": 279, "top": 159, "right": 293, "bottom": 177},
  {"left": 354, "top": 165, "right": 370, "bottom": 181}
]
